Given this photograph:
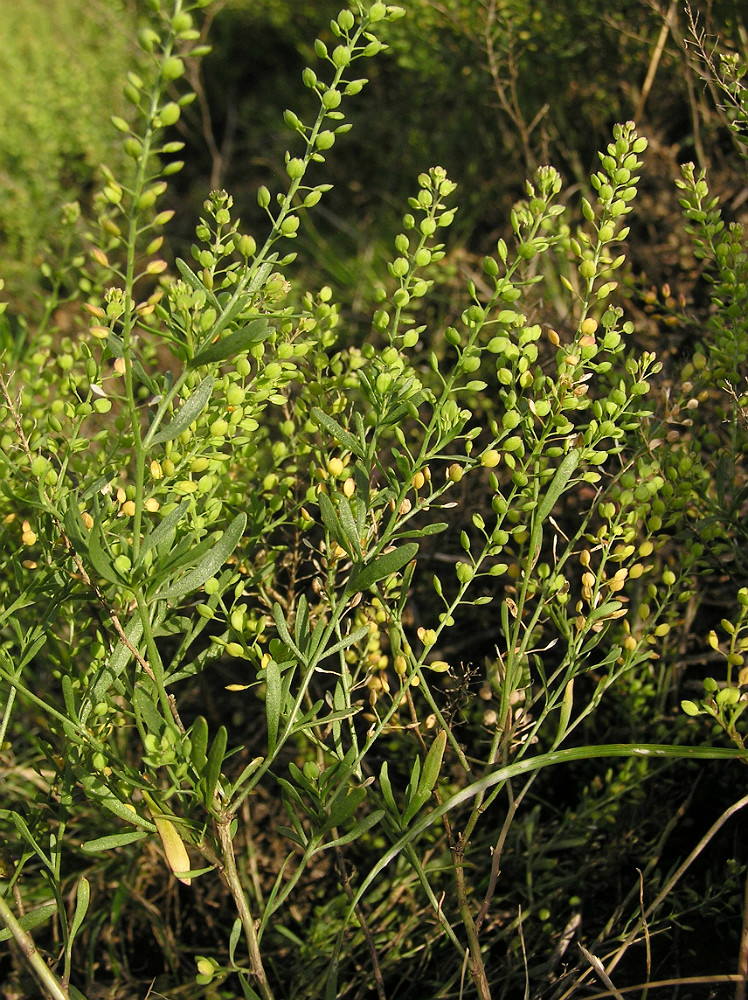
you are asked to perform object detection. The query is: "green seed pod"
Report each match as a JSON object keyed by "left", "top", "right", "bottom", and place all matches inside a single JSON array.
[
  {"left": 159, "top": 102, "right": 181, "bottom": 127},
  {"left": 161, "top": 56, "right": 185, "bottom": 81},
  {"left": 337, "top": 8, "right": 355, "bottom": 30},
  {"left": 322, "top": 89, "right": 342, "bottom": 109},
  {"left": 315, "top": 130, "right": 335, "bottom": 150}
]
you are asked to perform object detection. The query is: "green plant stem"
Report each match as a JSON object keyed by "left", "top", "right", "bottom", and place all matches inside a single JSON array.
[
  {"left": 333, "top": 844, "right": 387, "bottom": 1000},
  {"left": 0, "top": 893, "right": 73, "bottom": 1000},
  {"left": 216, "top": 814, "right": 275, "bottom": 1000},
  {"left": 135, "top": 591, "right": 173, "bottom": 722},
  {"left": 123, "top": 41, "right": 178, "bottom": 564},
  {"left": 736, "top": 856, "right": 748, "bottom": 1000},
  {"left": 452, "top": 841, "right": 492, "bottom": 1000}
]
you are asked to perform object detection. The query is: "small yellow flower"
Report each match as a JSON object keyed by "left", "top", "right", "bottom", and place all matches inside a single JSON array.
[{"left": 21, "top": 521, "right": 37, "bottom": 546}]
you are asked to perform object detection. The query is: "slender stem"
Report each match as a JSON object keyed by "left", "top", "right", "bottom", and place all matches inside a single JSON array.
[
  {"left": 0, "top": 893, "right": 73, "bottom": 1000},
  {"left": 135, "top": 591, "right": 173, "bottom": 721},
  {"left": 452, "top": 842, "right": 492, "bottom": 1000},
  {"left": 333, "top": 844, "right": 387, "bottom": 1000},
  {"left": 216, "top": 814, "right": 275, "bottom": 1000},
  {"left": 737, "top": 857, "right": 748, "bottom": 1000}
]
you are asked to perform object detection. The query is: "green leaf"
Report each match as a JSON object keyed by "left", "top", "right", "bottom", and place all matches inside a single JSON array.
[
  {"left": 82, "top": 615, "right": 145, "bottom": 724},
  {"left": 307, "top": 614, "right": 329, "bottom": 660},
  {"left": 148, "top": 376, "right": 214, "bottom": 447},
  {"left": 159, "top": 514, "right": 246, "bottom": 602},
  {"left": 272, "top": 603, "right": 301, "bottom": 656},
  {"left": 189, "top": 319, "right": 270, "bottom": 368},
  {"left": 134, "top": 684, "right": 166, "bottom": 736},
  {"left": 379, "top": 762, "right": 400, "bottom": 819},
  {"left": 18, "top": 630, "right": 46, "bottom": 671},
  {"left": 321, "top": 786, "right": 367, "bottom": 835},
  {"left": 87, "top": 517, "right": 123, "bottom": 585},
  {"left": 318, "top": 492, "right": 348, "bottom": 550},
  {"left": 537, "top": 448, "right": 581, "bottom": 522},
  {"left": 294, "top": 594, "right": 309, "bottom": 652},
  {"left": 238, "top": 970, "right": 264, "bottom": 1000},
  {"left": 80, "top": 831, "right": 148, "bottom": 853},
  {"left": 190, "top": 715, "right": 209, "bottom": 773},
  {"left": 402, "top": 729, "right": 446, "bottom": 825},
  {"left": 337, "top": 495, "right": 362, "bottom": 557},
  {"left": 175, "top": 257, "right": 220, "bottom": 305},
  {"left": 204, "top": 725, "right": 227, "bottom": 807},
  {"left": 317, "top": 624, "right": 371, "bottom": 663},
  {"left": 0, "top": 903, "right": 57, "bottom": 943},
  {"left": 11, "top": 812, "right": 50, "bottom": 868},
  {"left": 77, "top": 774, "right": 156, "bottom": 830},
  {"left": 311, "top": 407, "right": 364, "bottom": 458},
  {"left": 527, "top": 450, "right": 581, "bottom": 569},
  {"left": 397, "top": 522, "right": 448, "bottom": 539},
  {"left": 140, "top": 499, "right": 190, "bottom": 561},
  {"left": 61, "top": 675, "right": 78, "bottom": 721},
  {"left": 229, "top": 915, "right": 242, "bottom": 968},
  {"left": 265, "top": 658, "right": 282, "bottom": 755},
  {"left": 348, "top": 542, "right": 419, "bottom": 593},
  {"left": 227, "top": 756, "right": 264, "bottom": 800},
  {"left": 320, "top": 810, "right": 384, "bottom": 850},
  {"left": 81, "top": 473, "right": 118, "bottom": 501}
]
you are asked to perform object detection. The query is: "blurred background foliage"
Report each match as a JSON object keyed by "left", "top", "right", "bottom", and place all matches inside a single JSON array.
[
  {"left": 3, "top": 0, "right": 747, "bottom": 318},
  {"left": 0, "top": 0, "right": 136, "bottom": 309}
]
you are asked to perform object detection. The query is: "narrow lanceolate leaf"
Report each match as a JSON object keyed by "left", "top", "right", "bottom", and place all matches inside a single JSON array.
[
  {"left": 175, "top": 257, "right": 220, "bottom": 305},
  {"left": 140, "top": 499, "right": 190, "bottom": 560},
  {"left": 379, "top": 762, "right": 400, "bottom": 820},
  {"left": 203, "top": 725, "right": 228, "bottom": 807},
  {"left": 87, "top": 519, "right": 123, "bottom": 586},
  {"left": 152, "top": 814, "right": 192, "bottom": 886},
  {"left": 348, "top": 542, "right": 419, "bottom": 593},
  {"left": 552, "top": 678, "right": 574, "bottom": 750},
  {"left": 265, "top": 657, "right": 282, "bottom": 755},
  {"left": 318, "top": 492, "right": 348, "bottom": 550},
  {"left": 188, "top": 319, "right": 270, "bottom": 368},
  {"left": 536, "top": 448, "right": 581, "bottom": 523},
  {"left": 336, "top": 495, "right": 362, "bottom": 557},
  {"left": 272, "top": 602, "right": 301, "bottom": 655},
  {"left": 402, "top": 729, "right": 447, "bottom": 825},
  {"left": 159, "top": 513, "right": 246, "bottom": 602},
  {"left": 321, "top": 786, "right": 367, "bottom": 835},
  {"left": 311, "top": 407, "right": 364, "bottom": 458},
  {"left": 529, "top": 447, "right": 581, "bottom": 564},
  {"left": 148, "top": 376, "right": 214, "bottom": 447},
  {"left": 321, "top": 810, "right": 385, "bottom": 850},
  {"left": 0, "top": 902, "right": 57, "bottom": 943},
  {"left": 190, "top": 715, "right": 209, "bottom": 774},
  {"left": 317, "top": 624, "right": 372, "bottom": 664},
  {"left": 69, "top": 877, "right": 91, "bottom": 944},
  {"left": 80, "top": 830, "right": 148, "bottom": 853}
]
